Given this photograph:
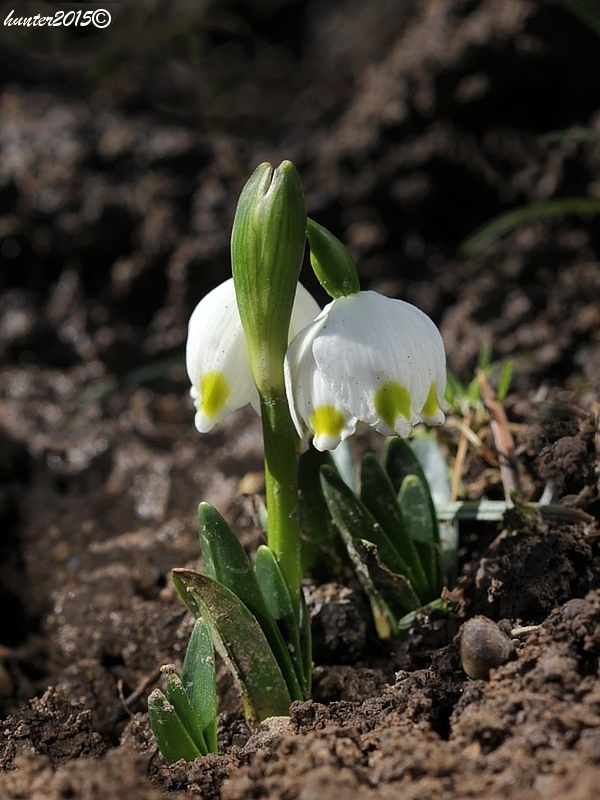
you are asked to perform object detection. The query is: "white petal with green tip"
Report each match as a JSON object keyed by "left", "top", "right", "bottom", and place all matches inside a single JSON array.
[
  {"left": 284, "top": 316, "right": 357, "bottom": 451},
  {"left": 285, "top": 291, "right": 446, "bottom": 449},
  {"left": 187, "top": 279, "right": 320, "bottom": 433}
]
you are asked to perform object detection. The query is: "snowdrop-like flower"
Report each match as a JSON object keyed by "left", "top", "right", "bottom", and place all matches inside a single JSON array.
[
  {"left": 284, "top": 290, "right": 446, "bottom": 451},
  {"left": 186, "top": 278, "right": 320, "bottom": 433}
]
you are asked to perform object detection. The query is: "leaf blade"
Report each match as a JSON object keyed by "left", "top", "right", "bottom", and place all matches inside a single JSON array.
[
  {"left": 398, "top": 475, "right": 442, "bottom": 599},
  {"left": 360, "top": 453, "right": 428, "bottom": 598},
  {"left": 197, "top": 502, "right": 303, "bottom": 701},
  {"left": 148, "top": 688, "right": 203, "bottom": 765},
  {"left": 254, "top": 545, "right": 310, "bottom": 697},
  {"left": 181, "top": 618, "right": 218, "bottom": 754},
  {"left": 173, "top": 568, "right": 292, "bottom": 727},
  {"left": 165, "top": 673, "right": 208, "bottom": 756},
  {"left": 320, "top": 465, "right": 408, "bottom": 577}
]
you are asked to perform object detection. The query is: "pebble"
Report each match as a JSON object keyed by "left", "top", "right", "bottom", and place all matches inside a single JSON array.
[{"left": 460, "top": 615, "right": 516, "bottom": 680}]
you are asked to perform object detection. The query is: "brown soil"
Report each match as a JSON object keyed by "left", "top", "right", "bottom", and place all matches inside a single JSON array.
[{"left": 1, "top": 1, "right": 599, "bottom": 798}]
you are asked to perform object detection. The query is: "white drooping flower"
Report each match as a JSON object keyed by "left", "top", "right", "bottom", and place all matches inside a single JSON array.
[
  {"left": 284, "top": 290, "right": 446, "bottom": 451},
  {"left": 186, "top": 278, "right": 320, "bottom": 432}
]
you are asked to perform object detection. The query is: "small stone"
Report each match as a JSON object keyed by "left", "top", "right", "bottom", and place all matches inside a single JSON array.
[{"left": 460, "top": 615, "right": 516, "bottom": 680}]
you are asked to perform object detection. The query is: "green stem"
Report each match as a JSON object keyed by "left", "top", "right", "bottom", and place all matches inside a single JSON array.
[{"left": 259, "top": 389, "right": 302, "bottom": 611}]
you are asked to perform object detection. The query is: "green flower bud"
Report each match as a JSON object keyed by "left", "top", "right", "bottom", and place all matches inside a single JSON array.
[
  {"left": 306, "top": 218, "right": 360, "bottom": 299},
  {"left": 231, "top": 161, "right": 306, "bottom": 391}
]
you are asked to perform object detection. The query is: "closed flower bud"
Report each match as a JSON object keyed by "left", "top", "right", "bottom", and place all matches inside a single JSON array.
[{"left": 231, "top": 161, "right": 307, "bottom": 391}]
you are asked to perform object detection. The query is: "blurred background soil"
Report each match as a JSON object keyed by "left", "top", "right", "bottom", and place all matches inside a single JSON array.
[{"left": 0, "top": 1, "right": 599, "bottom": 798}]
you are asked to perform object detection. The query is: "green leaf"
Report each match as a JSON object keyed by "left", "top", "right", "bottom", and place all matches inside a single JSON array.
[
  {"left": 384, "top": 437, "right": 426, "bottom": 494},
  {"left": 538, "top": 127, "right": 600, "bottom": 145},
  {"left": 359, "top": 454, "right": 428, "bottom": 598},
  {"left": 320, "top": 464, "right": 423, "bottom": 639},
  {"left": 320, "top": 465, "right": 410, "bottom": 577},
  {"left": 182, "top": 618, "right": 218, "bottom": 754},
  {"left": 354, "top": 538, "right": 422, "bottom": 620},
  {"left": 173, "top": 569, "right": 292, "bottom": 727},
  {"left": 197, "top": 503, "right": 303, "bottom": 701},
  {"left": 148, "top": 688, "right": 203, "bottom": 764},
  {"left": 410, "top": 434, "right": 458, "bottom": 588},
  {"left": 397, "top": 597, "right": 452, "bottom": 632},
  {"left": 496, "top": 361, "right": 513, "bottom": 402},
  {"left": 299, "top": 591, "right": 312, "bottom": 697},
  {"left": 475, "top": 341, "right": 493, "bottom": 372},
  {"left": 165, "top": 673, "right": 208, "bottom": 756},
  {"left": 254, "top": 545, "right": 310, "bottom": 697},
  {"left": 383, "top": 437, "right": 441, "bottom": 546},
  {"left": 398, "top": 475, "right": 441, "bottom": 599},
  {"left": 459, "top": 198, "right": 600, "bottom": 257},
  {"left": 340, "top": 537, "right": 399, "bottom": 640},
  {"left": 298, "top": 447, "right": 344, "bottom": 575}
]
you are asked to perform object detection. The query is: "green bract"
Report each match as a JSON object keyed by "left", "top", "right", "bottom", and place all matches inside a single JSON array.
[
  {"left": 231, "top": 161, "right": 307, "bottom": 392},
  {"left": 306, "top": 218, "right": 360, "bottom": 298}
]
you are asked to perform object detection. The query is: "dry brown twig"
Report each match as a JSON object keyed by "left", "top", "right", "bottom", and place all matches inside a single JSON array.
[{"left": 477, "top": 369, "right": 522, "bottom": 501}]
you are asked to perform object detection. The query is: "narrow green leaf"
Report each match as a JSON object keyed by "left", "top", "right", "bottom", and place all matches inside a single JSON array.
[
  {"left": 359, "top": 454, "right": 428, "bottom": 598},
  {"left": 459, "top": 198, "right": 600, "bottom": 257},
  {"left": 384, "top": 437, "right": 427, "bottom": 494},
  {"left": 396, "top": 597, "right": 452, "bottom": 632},
  {"left": 320, "top": 465, "right": 424, "bottom": 638},
  {"left": 254, "top": 545, "right": 309, "bottom": 697},
  {"left": 496, "top": 361, "right": 513, "bottom": 402},
  {"left": 411, "top": 434, "right": 458, "bottom": 587},
  {"left": 476, "top": 341, "right": 493, "bottom": 372},
  {"left": 383, "top": 437, "right": 441, "bottom": 546},
  {"left": 320, "top": 465, "right": 409, "bottom": 577},
  {"left": 299, "top": 591, "right": 312, "bottom": 697},
  {"left": 172, "top": 569, "right": 292, "bottom": 727},
  {"left": 398, "top": 475, "right": 442, "bottom": 599},
  {"left": 336, "top": 537, "right": 400, "bottom": 640},
  {"left": 298, "top": 448, "right": 344, "bottom": 576},
  {"left": 165, "top": 673, "right": 208, "bottom": 756},
  {"left": 444, "top": 370, "right": 467, "bottom": 415},
  {"left": 148, "top": 688, "right": 203, "bottom": 764},
  {"left": 538, "top": 127, "right": 600, "bottom": 145},
  {"left": 197, "top": 503, "right": 303, "bottom": 701},
  {"left": 182, "top": 618, "right": 218, "bottom": 754},
  {"left": 354, "top": 538, "right": 421, "bottom": 618}
]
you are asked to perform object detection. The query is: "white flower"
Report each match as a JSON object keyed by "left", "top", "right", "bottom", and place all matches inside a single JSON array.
[
  {"left": 284, "top": 291, "right": 446, "bottom": 451},
  {"left": 186, "top": 278, "right": 321, "bottom": 432}
]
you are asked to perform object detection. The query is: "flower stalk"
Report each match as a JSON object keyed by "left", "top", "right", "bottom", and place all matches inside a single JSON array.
[{"left": 260, "top": 390, "right": 303, "bottom": 608}]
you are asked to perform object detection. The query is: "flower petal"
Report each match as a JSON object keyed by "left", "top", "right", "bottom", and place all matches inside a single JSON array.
[
  {"left": 311, "top": 291, "right": 446, "bottom": 436},
  {"left": 186, "top": 279, "right": 258, "bottom": 432},
  {"left": 289, "top": 283, "right": 321, "bottom": 340},
  {"left": 285, "top": 316, "right": 356, "bottom": 451},
  {"left": 187, "top": 280, "right": 321, "bottom": 433}
]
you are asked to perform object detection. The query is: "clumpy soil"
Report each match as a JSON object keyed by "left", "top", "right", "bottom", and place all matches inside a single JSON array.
[{"left": 1, "top": 0, "right": 599, "bottom": 797}]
